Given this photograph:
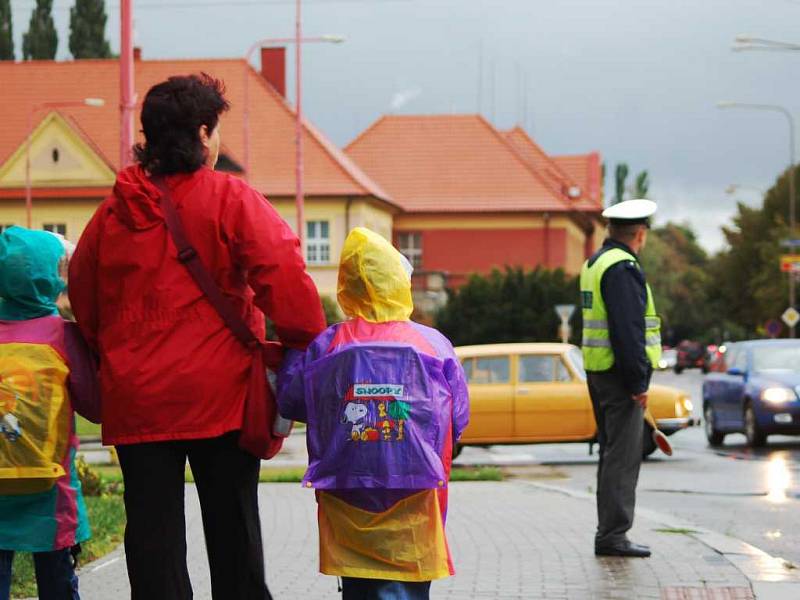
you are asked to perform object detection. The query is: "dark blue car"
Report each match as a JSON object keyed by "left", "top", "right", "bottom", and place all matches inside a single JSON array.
[{"left": 702, "top": 340, "right": 800, "bottom": 447}]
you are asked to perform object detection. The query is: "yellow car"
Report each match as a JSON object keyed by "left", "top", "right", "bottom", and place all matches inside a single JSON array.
[{"left": 455, "top": 343, "right": 695, "bottom": 457}]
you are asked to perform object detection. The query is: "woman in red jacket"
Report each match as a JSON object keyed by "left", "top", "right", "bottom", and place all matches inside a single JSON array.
[{"left": 69, "top": 74, "right": 326, "bottom": 600}]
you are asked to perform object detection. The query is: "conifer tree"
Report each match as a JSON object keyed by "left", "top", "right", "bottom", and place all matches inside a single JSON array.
[
  {"left": 69, "top": 0, "right": 111, "bottom": 59},
  {"left": 0, "top": 0, "right": 13, "bottom": 60},
  {"left": 22, "top": 0, "right": 58, "bottom": 60}
]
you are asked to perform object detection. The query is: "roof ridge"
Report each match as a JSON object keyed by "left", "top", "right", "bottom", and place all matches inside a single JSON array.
[
  {"left": 247, "top": 66, "right": 394, "bottom": 204},
  {"left": 507, "top": 127, "right": 576, "bottom": 183},
  {"left": 477, "top": 115, "right": 573, "bottom": 210},
  {"left": 344, "top": 114, "right": 388, "bottom": 153}
]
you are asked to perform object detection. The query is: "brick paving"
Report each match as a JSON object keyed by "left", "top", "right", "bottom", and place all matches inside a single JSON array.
[{"left": 75, "top": 480, "right": 760, "bottom": 599}]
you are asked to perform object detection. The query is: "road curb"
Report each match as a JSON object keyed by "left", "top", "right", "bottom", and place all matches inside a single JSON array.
[{"left": 524, "top": 481, "right": 800, "bottom": 598}]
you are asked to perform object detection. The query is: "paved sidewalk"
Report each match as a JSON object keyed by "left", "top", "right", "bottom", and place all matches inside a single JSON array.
[{"left": 75, "top": 479, "right": 799, "bottom": 600}]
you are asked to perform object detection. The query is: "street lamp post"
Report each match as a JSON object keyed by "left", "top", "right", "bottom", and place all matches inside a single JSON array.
[
  {"left": 26, "top": 98, "right": 106, "bottom": 229},
  {"left": 242, "top": 26, "right": 343, "bottom": 247},
  {"left": 718, "top": 101, "right": 797, "bottom": 336},
  {"left": 120, "top": 0, "right": 135, "bottom": 169},
  {"left": 724, "top": 184, "right": 765, "bottom": 196},
  {"left": 733, "top": 35, "right": 800, "bottom": 52}
]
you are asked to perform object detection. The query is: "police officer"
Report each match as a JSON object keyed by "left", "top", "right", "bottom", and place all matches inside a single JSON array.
[{"left": 580, "top": 199, "right": 662, "bottom": 558}]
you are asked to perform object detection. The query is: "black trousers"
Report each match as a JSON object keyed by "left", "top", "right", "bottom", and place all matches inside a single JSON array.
[
  {"left": 116, "top": 431, "right": 272, "bottom": 600},
  {"left": 587, "top": 371, "right": 644, "bottom": 548}
]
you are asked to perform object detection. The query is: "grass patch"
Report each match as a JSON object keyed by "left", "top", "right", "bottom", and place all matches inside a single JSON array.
[
  {"left": 450, "top": 466, "right": 503, "bottom": 482},
  {"left": 654, "top": 527, "right": 700, "bottom": 535},
  {"left": 75, "top": 416, "right": 101, "bottom": 439},
  {"left": 10, "top": 494, "right": 125, "bottom": 599}
]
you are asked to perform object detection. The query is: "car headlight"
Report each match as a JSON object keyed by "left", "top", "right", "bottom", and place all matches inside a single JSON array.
[
  {"left": 683, "top": 398, "right": 694, "bottom": 413},
  {"left": 761, "top": 387, "right": 797, "bottom": 404}
]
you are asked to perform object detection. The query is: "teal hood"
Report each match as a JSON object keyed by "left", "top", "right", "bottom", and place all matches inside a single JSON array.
[{"left": 0, "top": 227, "right": 65, "bottom": 321}]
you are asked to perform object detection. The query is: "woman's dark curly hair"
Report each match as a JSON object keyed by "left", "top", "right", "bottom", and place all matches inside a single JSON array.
[{"left": 133, "top": 73, "right": 230, "bottom": 175}]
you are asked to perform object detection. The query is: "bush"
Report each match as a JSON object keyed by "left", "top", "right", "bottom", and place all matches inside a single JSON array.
[
  {"left": 321, "top": 295, "right": 343, "bottom": 325},
  {"left": 435, "top": 266, "right": 582, "bottom": 346},
  {"left": 76, "top": 456, "right": 122, "bottom": 497}
]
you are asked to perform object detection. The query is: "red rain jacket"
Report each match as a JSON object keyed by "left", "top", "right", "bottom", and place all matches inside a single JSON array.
[{"left": 69, "top": 165, "right": 326, "bottom": 445}]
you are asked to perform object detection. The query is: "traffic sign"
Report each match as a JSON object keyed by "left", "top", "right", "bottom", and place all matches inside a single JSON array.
[
  {"left": 780, "top": 239, "right": 800, "bottom": 248},
  {"left": 782, "top": 307, "right": 800, "bottom": 329},
  {"left": 765, "top": 319, "right": 783, "bottom": 338},
  {"left": 779, "top": 255, "right": 800, "bottom": 273},
  {"left": 555, "top": 304, "right": 575, "bottom": 344},
  {"left": 555, "top": 304, "right": 576, "bottom": 321}
]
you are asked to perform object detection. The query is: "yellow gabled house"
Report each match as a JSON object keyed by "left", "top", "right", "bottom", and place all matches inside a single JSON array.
[{"left": 0, "top": 53, "right": 397, "bottom": 298}]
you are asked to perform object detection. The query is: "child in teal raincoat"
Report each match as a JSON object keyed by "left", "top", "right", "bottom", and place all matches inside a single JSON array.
[{"left": 0, "top": 227, "right": 91, "bottom": 600}]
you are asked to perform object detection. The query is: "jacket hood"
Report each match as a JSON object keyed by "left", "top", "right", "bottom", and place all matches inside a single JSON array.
[
  {"left": 337, "top": 227, "right": 414, "bottom": 323},
  {"left": 112, "top": 165, "right": 168, "bottom": 231},
  {"left": 0, "top": 227, "right": 65, "bottom": 321}
]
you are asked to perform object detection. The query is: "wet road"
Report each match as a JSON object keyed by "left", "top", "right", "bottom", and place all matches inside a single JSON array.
[{"left": 456, "top": 370, "right": 800, "bottom": 565}]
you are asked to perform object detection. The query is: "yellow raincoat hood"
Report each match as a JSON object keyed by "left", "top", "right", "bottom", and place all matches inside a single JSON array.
[{"left": 337, "top": 228, "right": 413, "bottom": 323}]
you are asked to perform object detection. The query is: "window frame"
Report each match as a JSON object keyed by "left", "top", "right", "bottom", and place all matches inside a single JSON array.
[
  {"left": 42, "top": 223, "right": 67, "bottom": 236},
  {"left": 468, "top": 355, "right": 511, "bottom": 385},
  {"left": 397, "top": 232, "right": 423, "bottom": 270},
  {"left": 305, "top": 220, "right": 331, "bottom": 265}
]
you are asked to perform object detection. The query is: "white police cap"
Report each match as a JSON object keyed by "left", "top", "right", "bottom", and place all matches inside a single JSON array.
[{"left": 602, "top": 199, "right": 657, "bottom": 226}]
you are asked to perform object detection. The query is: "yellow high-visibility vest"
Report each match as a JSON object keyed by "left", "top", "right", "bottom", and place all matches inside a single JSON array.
[{"left": 580, "top": 247, "right": 661, "bottom": 371}]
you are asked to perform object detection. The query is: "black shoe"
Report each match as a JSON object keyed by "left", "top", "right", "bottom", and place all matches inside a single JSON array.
[{"left": 595, "top": 541, "right": 651, "bottom": 557}]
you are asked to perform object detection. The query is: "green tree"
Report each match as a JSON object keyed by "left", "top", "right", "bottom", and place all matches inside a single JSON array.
[
  {"left": 640, "top": 222, "right": 714, "bottom": 344},
  {"left": 22, "top": 0, "right": 57, "bottom": 60},
  {"left": 0, "top": 0, "right": 13, "bottom": 60},
  {"left": 69, "top": 0, "right": 111, "bottom": 59},
  {"left": 705, "top": 165, "right": 799, "bottom": 338},
  {"left": 614, "top": 163, "right": 629, "bottom": 204},
  {"left": 633, "top": 170, "right": 649, "bottom": 198},
  {"left": 435, "top": 267, "right": 582, "bottom": 346}
]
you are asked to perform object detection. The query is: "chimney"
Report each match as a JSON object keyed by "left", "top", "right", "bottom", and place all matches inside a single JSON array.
[
  {"left": 133, "top": 47, "right": 142, "bottom": 61},
  {"left": 260, "top": 47, "right": 286, "bottom": 97}
]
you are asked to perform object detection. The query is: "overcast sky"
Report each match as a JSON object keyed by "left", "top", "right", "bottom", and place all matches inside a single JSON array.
[{"left": 10, "top": 0, "right": 800, "bottom": 252}]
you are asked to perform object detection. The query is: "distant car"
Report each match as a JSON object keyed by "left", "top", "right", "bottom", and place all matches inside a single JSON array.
[
  {"left": 707, "top": 342, "right": 732, "bottom": 373},
  {"left": 658, "top": 348, "right": 677, "bottom": 370},
  {"left": 702, "top": 340, "right": 800, "bottom": 447},
  {"left": 455, "top": 343, "right": 695, "bottom": 458},
  {"left": 674, "top": 340, "right": 708, "bottom": 374}
]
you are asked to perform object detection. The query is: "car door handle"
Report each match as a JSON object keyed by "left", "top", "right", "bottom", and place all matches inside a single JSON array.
[{"left": 518, "top": 389, "right": 531, "bottom": 395}]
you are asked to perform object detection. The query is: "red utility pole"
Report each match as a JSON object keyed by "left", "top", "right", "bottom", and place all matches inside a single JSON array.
[
  {"left": 120, "top": 0, "right": 135, "bottom": 169},
  {"left": 295, "top": 0, "right": 305, "bottom": 247}
]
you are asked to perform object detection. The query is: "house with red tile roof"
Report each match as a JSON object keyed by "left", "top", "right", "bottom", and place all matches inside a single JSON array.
[
  {"left": 345, "top": 115, "right": 605, "bottom": 299},
  {"left": 1, "top": 51, "right": 605, "bottom": 308},
  {"left": 0, "top": 50, "right": 395, "bottom": 297}
]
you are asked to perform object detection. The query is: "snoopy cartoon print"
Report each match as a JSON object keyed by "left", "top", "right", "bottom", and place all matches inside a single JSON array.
[{"left": 342, "top": 402, "right": 369, "bottom": 441}]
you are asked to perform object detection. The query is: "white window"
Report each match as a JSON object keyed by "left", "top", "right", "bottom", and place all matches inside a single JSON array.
[
  {"left": 397, "top": 232, "right": 422, "bottom": 269},
  {"left": 43, "top": 223, "right": 67, "bottom": 236},
  {"left": 306, "top": 221, "right": 330, "bottom": 265}
]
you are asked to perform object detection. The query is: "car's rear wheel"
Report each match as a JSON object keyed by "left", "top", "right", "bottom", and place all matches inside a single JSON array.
[
  {"left": 674, "top": 365, "right": 683, "bottom": 374},
  {"left": 642, "top": 424, "right": 657, "bottom": 459},
  {"left": 744, "top": 403, "right": 767, "bottom": 448},
  {"left": 704, "top": 404, "right": 725, "bottom": 447}
]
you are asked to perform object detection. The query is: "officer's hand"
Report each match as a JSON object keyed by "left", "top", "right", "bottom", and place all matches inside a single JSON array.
[{"left": 632, "top": 392, "right": 648, "bottom": 408}]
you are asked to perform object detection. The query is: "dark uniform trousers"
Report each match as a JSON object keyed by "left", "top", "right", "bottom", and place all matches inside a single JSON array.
[{"left": 587, "top": 371, "right": 644, "bottom": 548}]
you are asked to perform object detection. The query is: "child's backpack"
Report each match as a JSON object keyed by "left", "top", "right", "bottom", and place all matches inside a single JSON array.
[{"left": 0, "top": 316, "right": 72, "bottom": 495}]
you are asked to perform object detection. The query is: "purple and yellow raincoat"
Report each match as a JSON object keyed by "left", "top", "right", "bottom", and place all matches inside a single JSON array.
[{"left": 279, "top": 228, "right": 469, "bottom": 582}]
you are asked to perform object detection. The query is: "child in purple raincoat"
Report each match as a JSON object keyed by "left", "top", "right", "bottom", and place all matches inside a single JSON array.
[{"left": 279, "top": 227, "right": 469, "bottom": 600}]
